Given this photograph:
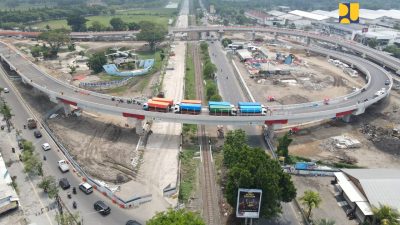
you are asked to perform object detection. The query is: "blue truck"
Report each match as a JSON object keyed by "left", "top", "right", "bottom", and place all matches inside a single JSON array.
[
  {"left": 173, "top": 103, "right": 202, "bottom": 114},
  {"left": 237, "top": 102, "right": 267, "bottom": 115}
]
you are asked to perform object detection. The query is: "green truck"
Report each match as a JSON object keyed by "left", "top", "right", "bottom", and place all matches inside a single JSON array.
[{"left": 208, "top": 105, "right": 237, "bottom": 115}]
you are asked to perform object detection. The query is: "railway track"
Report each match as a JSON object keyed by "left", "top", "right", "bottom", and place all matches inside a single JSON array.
[{"left": 192, "top": 43, "right": 220, "bottom": 225}]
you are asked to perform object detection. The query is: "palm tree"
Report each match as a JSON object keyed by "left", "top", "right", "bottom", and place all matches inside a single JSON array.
[
  {"left": 299, "top": 190, "right": 322, "bottom": 221},
  {"left": 317, "top": 218, "right": 336, "bottom": 225},
  {"left": 372, "top": 205, "right": 400, "bottom": 225}
]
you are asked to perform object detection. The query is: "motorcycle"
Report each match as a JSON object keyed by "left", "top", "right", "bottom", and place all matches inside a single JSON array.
[
  {"left": 72, "top": 187, "right": 77, "bottom": 194},
  {"left": 72, "top": 201, "right": 77, "bottom": 209}
]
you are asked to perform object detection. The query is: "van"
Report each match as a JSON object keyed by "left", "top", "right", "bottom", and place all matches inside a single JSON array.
[
  {"left": 94, "top": 200, "right": 111, "bottom": 215},
  {"left": 79, "top": 182, "right": 93, "bottom": 194}
]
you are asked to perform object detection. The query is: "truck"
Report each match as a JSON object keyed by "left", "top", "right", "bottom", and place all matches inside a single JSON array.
[
  {"left": 173, "top": 103, "right": 202, "bottom": 114},
  {"left": 237, "top": 102, "right": 267, "bottom": 115},
  {"left": 27, "top": 118, "right": 37, "bottom": 129},
  {"left": 151, "top": 97, "right": 174, "bottom": 107},
  {"left": 181, "top": 99, "right": 202, "bottom": 104},
  {"left": 143, "top": 100, "right": 170, "bottom": 112},
  {"left": 208, "top": 101, "right": 237, "bottom": 116},
  {"left": 58, "top": 160, "right": 69, "bottom": 173}
]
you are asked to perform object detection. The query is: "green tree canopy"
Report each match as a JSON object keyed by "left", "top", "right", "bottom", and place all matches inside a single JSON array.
[
  {"left": 277, "top": 133, "right": 293, "bottom": 163},
  {"left": 137, "top": 21, "right": 167, "bottom": 50},
  {"left": 367, "top": 38, "right": 379, "bottom": 49},
  {"left": 203, "top": 61, "right": 217, "bottom": 80},
  {"left": 38, "top": 29, "right": 70, "bottom": 58},
  {"left": 89, "top": 21, "right": 106, "bottom": 32},
  {"left": 372, "top": 205, "right": 400, "bottom": 225},
  {"left": 55, "top": 212, "right": 80, "bottom": 225},
  {"left": 38, "top": 176, "right": 59, "bottom": 199},
  {"left": 300, "top": 190, "right": 322, "bottom": 221},
  {"left": 147, "top": 208, "right": 205, "bottom": 225},
  {"left": 67, "top": 14, "right": 87, "bottom": 32},
  {"left": 87, "top": 52, "right": 107, "bottom": 73},
  {"left": 110, "top": 17, "right": 126, "bottom": 31},
  {"left": 223, "top": 129, "right": 296, "bottom": 219}
]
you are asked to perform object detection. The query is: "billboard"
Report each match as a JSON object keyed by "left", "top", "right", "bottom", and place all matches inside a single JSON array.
[{"left": 236, "top": 188, "right": 262, "bottom": 218}]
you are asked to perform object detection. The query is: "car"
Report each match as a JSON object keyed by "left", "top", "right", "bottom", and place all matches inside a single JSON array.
[
  {"left": 385, "top": 79, "right": 390, "bottom": 85},
  {"left": 59, "top": 178, "right": 70, "bottom": 190},
  {"left": 58, "top": 160, "right": 69, "bottom": 173},
  {"left": 79, "top": 182, "right": 93, "bottom": 194},
  {"left": 126, "top": 220, "right": 142, "bottom": 225},
  {"left": 361, "top": 88, "right": 366, "bottom": 92},
  {"left": 94, "top": 200, "right": 111, "bottom": 215},
  {"left": 41, "top": 143, "right": 51, "bottom": 151},
  {"left": 34, "top": 130, "right": 42, "bottom": 138},
  {"left": 3, "top": 88, "right": 9, "bottom": 93}
]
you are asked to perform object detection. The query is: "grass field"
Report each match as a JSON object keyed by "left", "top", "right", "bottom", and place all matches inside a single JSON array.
[
  {"left": 185, "top": 45, "right": 196, "bottom": 100},
  {"left": 33, "top": 8, "right": 176, "bottom": 30}
]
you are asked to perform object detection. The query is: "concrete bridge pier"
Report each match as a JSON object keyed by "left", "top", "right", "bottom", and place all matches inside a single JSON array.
[
  {"left": 135, "top": 119, "right": 145, "bottom": 135},
  {"left": 61, "top": 102, "right": 72, "bottom": 115},
  {"left": 341, "top": 114, "right": 352, "bottom": 123}
]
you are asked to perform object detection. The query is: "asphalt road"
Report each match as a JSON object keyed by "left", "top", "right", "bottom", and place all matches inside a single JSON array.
[
  {"left": 0, "top": 42, "right": 390, "bottom": 126},
  {"left": 0, "top": 69, "right": 142, "bottom": 225},
  {"left": 208, "top": 41, "right": 303, "bottom": 225}
]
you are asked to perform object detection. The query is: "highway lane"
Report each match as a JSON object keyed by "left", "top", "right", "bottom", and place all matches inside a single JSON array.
[
  {"left": 208, "top": 41, "right": 302, "bottom": 225},
  {"left": 0, "top": 42, "right": 390, "bottom": 126},
  {"left": 0, "top": 69, "right": 143, "bottom": 225}
]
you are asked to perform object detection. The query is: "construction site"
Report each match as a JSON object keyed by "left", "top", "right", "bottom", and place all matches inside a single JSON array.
[{"left": 232, "top": 40, "right": 364, "bottom": 105}]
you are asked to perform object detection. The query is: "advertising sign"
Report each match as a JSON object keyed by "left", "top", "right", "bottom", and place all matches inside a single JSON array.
[{"left": 236, "top": 188, "right": 262, "bottom": 218}]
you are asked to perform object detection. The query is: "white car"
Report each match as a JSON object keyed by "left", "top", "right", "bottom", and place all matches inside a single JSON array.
[
  {"left": 3, "top": 88, "right": 9, "bottom": 93},
  {"left": 58, "top": 160, "right": 69, "bottom": 173},
  {"left": 42, "top": 143, "right": 51, "bottom": 151}
]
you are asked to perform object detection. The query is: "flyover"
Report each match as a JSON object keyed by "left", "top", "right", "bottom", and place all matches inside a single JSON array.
[
  {"left": 171, "top": 26, "right": 400, "bottom": 73},
  {"left": 0, "top": 30, "right": 393, "bottom": 128}
]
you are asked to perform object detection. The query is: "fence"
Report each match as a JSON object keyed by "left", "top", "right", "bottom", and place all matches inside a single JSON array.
[{"left": 79, "top": 77, "right": 132, "bottom": 90}]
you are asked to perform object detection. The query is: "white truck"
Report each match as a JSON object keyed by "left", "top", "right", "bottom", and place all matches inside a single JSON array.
[{"left": 58, "top": 160, "right": 69, "bottom": 173}]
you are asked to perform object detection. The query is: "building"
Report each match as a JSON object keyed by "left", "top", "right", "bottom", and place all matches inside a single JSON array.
[
  {"left": 244, "top": 10, "right": 269, "bottom": 25},
  {"left": 289, "top": 10, "right": 330, "bottom": 22},
  {"left": 276, "top": 6, "right": 290, "bottom": 13},
  {"left": 209, "top": 4, "right": 216, "bottom": 14},
  {"left": 333, "top": 169, "right": 400, "bottom": 223},
  {"left": 236, "top": 49, "right": 253, "bottom": 61},
  {"left": 0, "top": 153, "right": 19, "bottom": 215}
]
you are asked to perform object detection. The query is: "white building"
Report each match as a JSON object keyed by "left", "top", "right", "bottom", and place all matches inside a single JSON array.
[
  {"left": 0, "top": 153, "right": 19, "bottom": 214},
  {"left": 334, "top": 169, "right": 400, "bottom": 223}
]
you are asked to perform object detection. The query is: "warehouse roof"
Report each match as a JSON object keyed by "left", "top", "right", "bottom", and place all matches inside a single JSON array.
[
  {"left": 289, "top": 10, "right": 329, "bottom": 21},
  {"left": 279, "top": 14, "right": 302, "bottom": 21},
  {"left": 311, "top": 10, "right": 337, "bottom": 19},
  {"left": 267, "top": 10, "right": 286, "bottom": 17},
  {"left": 342, "top": 169, "right": 400, "bottom": 210}
]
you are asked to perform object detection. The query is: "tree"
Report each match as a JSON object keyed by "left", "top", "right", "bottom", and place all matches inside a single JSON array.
[
  {"left": 110, "top": 17, "right": 126, "bottom": 31},
  {"left": 21, "top": 149, "right": 43, "bottom": 176},
  {"left": 0, "top": 102, "right": 13, "bottom": 120},
  {"left": 205, "top": 82, "right": 217, "bottom": 100},
  {"left": 221, "top": 38, "right": 232, "bottom": 48},
  {"left": 67, "top": 14, "right": 87, "bottom": 32},
  {"left": 87, "top": 52, "right": 107, "bottom": 73},
  {"left": 372, "top": 205, "right": 400, "bottom": 225},
  {"left": 55, "top": 212, "right": 80, "bottom": 225},
  {"left": 160, "top": 49, "right": 165, "bottom": 61},
  {"left": 203, "top": 61, "right": 217, "bottom": 79},
  {"left": 223, "top": 130, "right": 296, "bottom": 219},
  {"left": 317, "top": 219, "right": 336, "bottom": 225},
  {"left": 31, "top": 45, "right": 42, "bottom": 58},
  {"left": 223, "top": 19, "right": 229, "bottom": 26},
  {"left": 38, "top": 176, "right": 59, "bottom": 199},
  {"left": 137, "top": 21, "right": 167, "bottom": 51},
  {"left": 209, "top": 94, "right": 222, "bottom": 101},
  {"left": 89, "top": 21, "right": 105, "bottom": 31},
  {"left": 200, "top": 42, "right": 208, "bottom": 53},
  {"left": 147, "top": 208, "right": 205, "bottom": 225},
  {"left": 277, "top": 133, "right": 293, "bottom": 163},
  {"left": 300, "top": 190, "right": 322, "bottom": 221},
  {"left": 109, "top": 8, "right": 116, "bottom": 15},
  {"left": 127, "top": 22, "right": 140, "bottom": 31},
  {"left": 38, "top": 29, "right": 70, "bottom": 58},
  {"left": 289, "top": 23, "right": 296, "bottom": 29},
  {"left": 367, "top": 38, "right": 379, "bottom": 48}
]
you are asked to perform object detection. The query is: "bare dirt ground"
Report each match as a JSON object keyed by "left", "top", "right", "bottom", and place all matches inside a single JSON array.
[
  {"left": 284, "top": 94, "right": 400, "bottom": 169},
  {"left": 236, "top": 47, "right": 364, "bottom": 106},
  {"left": 11, "top": 80, "right": 142, "bottom": 184}
]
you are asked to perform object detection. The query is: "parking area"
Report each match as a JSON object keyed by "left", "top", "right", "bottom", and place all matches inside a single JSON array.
[{"left": 292, "top": 176, "right": 358, "bottom": 225}]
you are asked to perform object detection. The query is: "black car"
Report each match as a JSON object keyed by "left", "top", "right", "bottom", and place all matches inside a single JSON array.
[
  {"left": 59, "top": 178, "right": 70, "bottom": 190},
  {"left": 126, "top": 220, "right": 141, "bottom": 225},
  {"left": 94, "top": 200, "right": 111, "bottom": 215},
  {"left": 34, "top": 130, "right": 42, "bottom": 138}
]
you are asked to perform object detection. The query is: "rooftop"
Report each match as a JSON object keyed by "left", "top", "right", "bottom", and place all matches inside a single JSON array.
[
  {"left": 0, "top": 153, "right": 18, "bottom": 201},
  {"left": 266, "top": 10, "right": 286, "bottom": 17},
  {"left": 342, "top": 169, "right": 400, "bottom": 210},
  {"left": 289, "top": 10, "right": 330, "bottom": 21}
]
